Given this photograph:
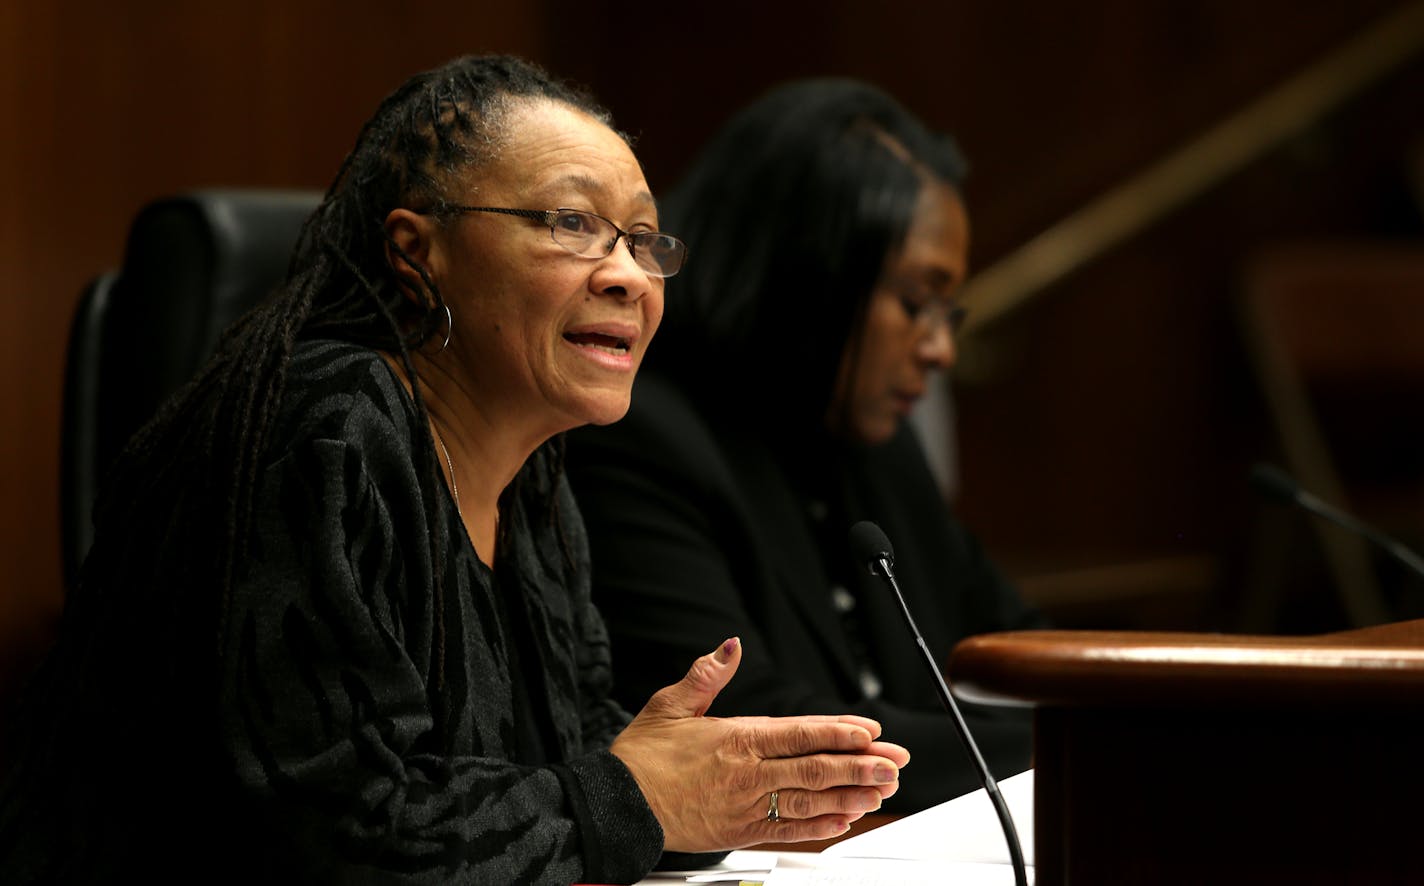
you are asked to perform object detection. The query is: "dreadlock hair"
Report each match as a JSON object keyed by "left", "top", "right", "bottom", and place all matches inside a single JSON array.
[
  {"left": 108, "top": 50, "right": 614, "bottom": 724},
  {"left": 0, "top": 54, "right": 618, "bottom": 877}
]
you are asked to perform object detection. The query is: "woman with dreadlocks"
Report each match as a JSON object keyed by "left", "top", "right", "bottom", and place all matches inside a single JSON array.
[{"left": 0, "top": 56, "right": 909, "bottom": 884}]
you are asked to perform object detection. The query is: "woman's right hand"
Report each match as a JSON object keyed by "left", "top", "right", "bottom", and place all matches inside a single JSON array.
[{"left": 609, "top": 637, "right": 910, "bottom": 852}]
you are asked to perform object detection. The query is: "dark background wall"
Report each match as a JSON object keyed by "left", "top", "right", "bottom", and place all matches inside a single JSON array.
[{"left": 4, "top": 1, "right": 1422, "bottom": 699}]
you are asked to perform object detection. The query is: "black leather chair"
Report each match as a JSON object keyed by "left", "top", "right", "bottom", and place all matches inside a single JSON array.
[{"left": 60, "top": 189, "right": 323, "bottom": 590}]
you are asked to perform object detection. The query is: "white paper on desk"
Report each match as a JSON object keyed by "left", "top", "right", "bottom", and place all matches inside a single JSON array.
[
  {"left": 765, "top": 854, "right": 1033, "bottom": 885},
  {"left": 822, "top": 768, "right": 1034, "bottom": 866},
  {"left": 634, "top": 849, "right": 778, "bottom": 882}
]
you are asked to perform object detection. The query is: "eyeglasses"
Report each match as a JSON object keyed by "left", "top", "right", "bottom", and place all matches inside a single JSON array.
[
  {"left": 885, "top": 281, "right": 968, "bottom": 335},
  {"left": 439, "top": 205, "right": 688, "bottom": 278},
  {"left": 912, "top": 300, "right": 968, "bottom": 335}
]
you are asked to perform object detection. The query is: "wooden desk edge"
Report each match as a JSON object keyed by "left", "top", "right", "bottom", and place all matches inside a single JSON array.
[{"left": 949, "top": 618, "right": 1424, "bottom": 707}]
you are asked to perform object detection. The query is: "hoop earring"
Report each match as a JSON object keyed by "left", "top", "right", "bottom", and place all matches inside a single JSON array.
[{"left": 434, "top": 303, "right": 453, "bottom": 353}]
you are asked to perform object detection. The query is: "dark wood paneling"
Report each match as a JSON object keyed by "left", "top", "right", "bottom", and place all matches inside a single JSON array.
[{"left": 0, "top": 0, "right": 548, "bottom": 699}]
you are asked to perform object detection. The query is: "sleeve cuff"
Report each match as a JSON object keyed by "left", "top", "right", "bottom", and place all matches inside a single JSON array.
[{"left": 556, "top": 750, "right": 664, "bottom": 884}]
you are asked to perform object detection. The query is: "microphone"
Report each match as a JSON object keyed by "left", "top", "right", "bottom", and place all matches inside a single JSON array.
[
  {"left": 848, "top": 520, "right": 1028, "bottom": 886},
  {"left": 1249, "top": 463, "right": 1424, "bottom": 580}
]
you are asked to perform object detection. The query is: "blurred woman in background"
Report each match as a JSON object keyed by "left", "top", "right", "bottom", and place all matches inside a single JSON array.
[{"left": 568, "top": 77, "right": 1043, "bottom": 813}]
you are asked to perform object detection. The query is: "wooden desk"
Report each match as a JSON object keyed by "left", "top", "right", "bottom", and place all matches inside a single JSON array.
[{"left": 950, "top": 619, "right": 1424, "bottom": 885}]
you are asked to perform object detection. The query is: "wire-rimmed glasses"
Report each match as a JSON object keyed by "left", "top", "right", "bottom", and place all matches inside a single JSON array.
[{"left": 439, "top": 205, "right": 688, "bottom": 278}]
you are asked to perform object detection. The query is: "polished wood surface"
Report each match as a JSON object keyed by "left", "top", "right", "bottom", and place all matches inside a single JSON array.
[
  {"left": 951, "top": 619, "right": 1424, "bottom": 708},
  {"left": 949, "top": 620, "right": 1424, "bottom": 885}
]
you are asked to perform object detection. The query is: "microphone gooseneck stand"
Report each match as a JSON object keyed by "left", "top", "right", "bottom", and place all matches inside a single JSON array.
[
  {"left": 1250, "top": 462, "right": 1424, "bottom": 580},
  {"left": 848, "top": 520, "right": 1028, "bottom": 886}
]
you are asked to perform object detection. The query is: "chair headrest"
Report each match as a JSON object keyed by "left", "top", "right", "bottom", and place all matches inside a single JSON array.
[
  {"left": 114, "top": 189, "right": 322, "bottom": 379},
  {"left": 62, "top": 189, "right": 323, "bottom": 591}
]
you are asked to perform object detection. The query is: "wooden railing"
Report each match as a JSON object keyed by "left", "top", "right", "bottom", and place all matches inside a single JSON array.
[{"left": 958, "top": 1, "right": 1424, "bottom": 337}]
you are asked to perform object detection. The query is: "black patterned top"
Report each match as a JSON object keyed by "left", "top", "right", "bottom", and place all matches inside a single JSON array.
[{"left": 1, "top": 339, "right": 664, "bottom": 884}]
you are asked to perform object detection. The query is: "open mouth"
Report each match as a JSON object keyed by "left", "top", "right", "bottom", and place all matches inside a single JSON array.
[{"left": 564, "top": 331, "right": 631, "bottom": 355}]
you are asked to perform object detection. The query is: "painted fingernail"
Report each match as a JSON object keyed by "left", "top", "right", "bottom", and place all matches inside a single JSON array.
[
  {"left": 715, "top": 636, "right": 740, "bottom": 663},
  {"left": 874, "top": 764, "right": 897, "bottom": 783}
]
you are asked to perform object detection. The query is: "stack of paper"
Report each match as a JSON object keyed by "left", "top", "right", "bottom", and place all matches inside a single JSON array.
[
  {"left": 823, "top": 768, "right": 1034, "bottom": 867},
  {"left": 631, "top": 769, "right": 1036, "bottom": 885}
]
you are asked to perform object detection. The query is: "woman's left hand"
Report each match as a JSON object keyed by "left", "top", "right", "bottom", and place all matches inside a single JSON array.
[{"left": 609, "top": 637, "right": 910, "bottom": 852}]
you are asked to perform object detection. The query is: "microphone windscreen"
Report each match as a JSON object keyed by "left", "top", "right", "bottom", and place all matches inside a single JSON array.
[
  {"left": 1249, "top": 463, "right": 1300, "bottom": 505},
  {"left": 848, "top": 520, "right": 894, "bottom": 567}
]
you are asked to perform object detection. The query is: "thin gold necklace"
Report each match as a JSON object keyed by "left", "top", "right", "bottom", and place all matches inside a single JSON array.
[{"left": 430, "top": 421, "right": 461, "bottom": 517}]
